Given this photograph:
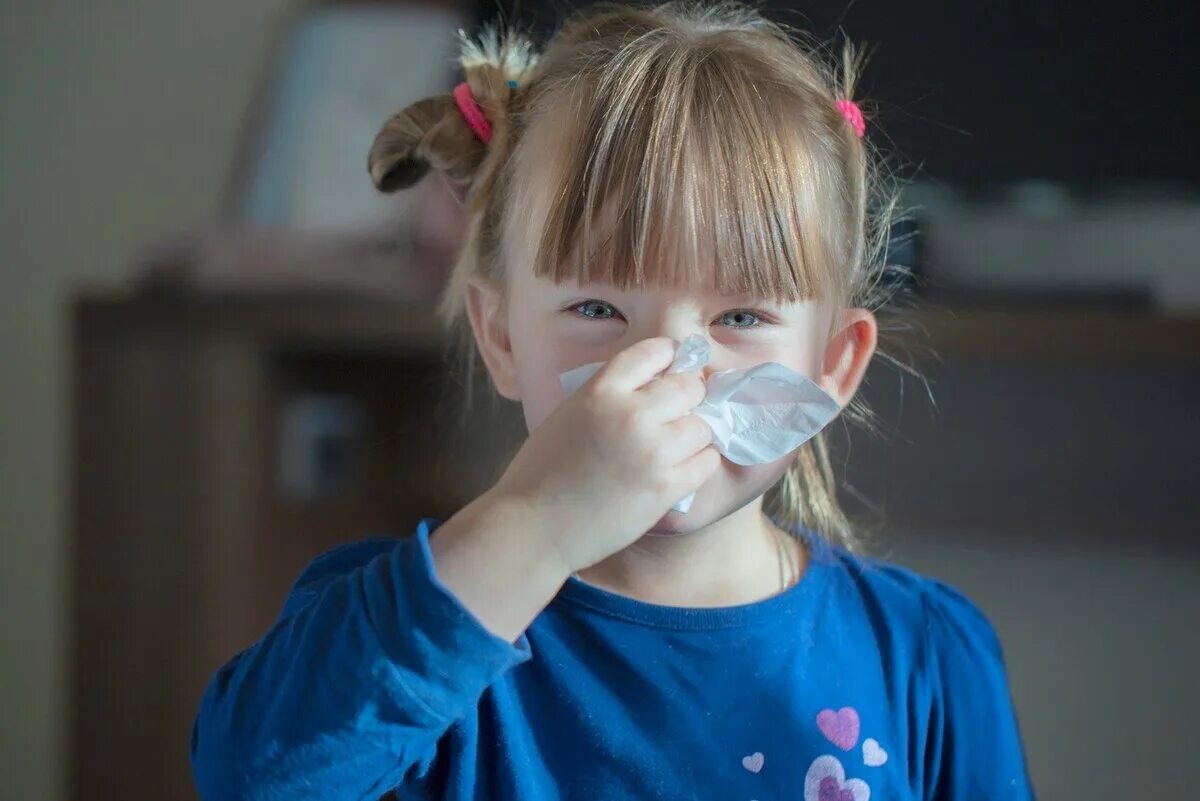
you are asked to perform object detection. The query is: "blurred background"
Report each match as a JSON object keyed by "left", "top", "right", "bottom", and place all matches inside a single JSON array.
[{"left": 1, "top": 1, "right": 1196, "bottom": 799}]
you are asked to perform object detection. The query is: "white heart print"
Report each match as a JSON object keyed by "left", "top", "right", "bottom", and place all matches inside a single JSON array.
[{"left": 862, "top": 738, "right": 888, "bottom": 767}]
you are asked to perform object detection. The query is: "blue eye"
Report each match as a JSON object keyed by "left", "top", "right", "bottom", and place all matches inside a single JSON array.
[
  {"left": 570, "top": 300, "right": 620, "bottom": 320},
  {"left": 568, "top": 298, "right": 772, "bottom": 326},
  {"left": 721, "top": 310, "right": 763, "bottom": 329}
]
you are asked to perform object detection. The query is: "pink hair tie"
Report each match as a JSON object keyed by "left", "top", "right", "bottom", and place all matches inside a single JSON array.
[
  {"left": 454, "top": 81, "right": 493, "bottom": 144},
  {"left": 836, "top": 98, "right": 866, "bottom": 139}
]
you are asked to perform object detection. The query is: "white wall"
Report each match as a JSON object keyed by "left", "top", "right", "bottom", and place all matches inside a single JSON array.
[{"left": 0, "top": 3, "right": 291, "bottom": 798}]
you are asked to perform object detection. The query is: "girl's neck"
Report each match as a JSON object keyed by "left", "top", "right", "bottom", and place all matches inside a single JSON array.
[{"left": 573, "top": 503, "right": 806, "bottom": 608}]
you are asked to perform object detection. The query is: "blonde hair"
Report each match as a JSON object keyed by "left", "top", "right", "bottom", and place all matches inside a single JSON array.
[{"left": 369, "top": 0, "right": 908, "bottom": 550}]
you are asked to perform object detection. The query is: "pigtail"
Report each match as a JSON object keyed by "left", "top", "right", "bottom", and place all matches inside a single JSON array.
[
  {"left": 832, "top": 37, "right": 872, "bottom": 291},
  {"left": 835, "top": 39, "right": 873, "bottom": 120},
  {"left": 367, "top": 23, "right": 540, "bottom": 200},
  {"left": 368, "top": 93, "right": 481, "bottom": 191}
]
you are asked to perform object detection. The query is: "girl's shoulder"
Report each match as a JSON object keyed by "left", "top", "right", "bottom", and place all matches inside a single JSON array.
[
  {"left": 273, "top": 527, "right": 416, "bottom": 622},
  {"left": 811, "top": 539, "right": 1009, "bottom": 674}
]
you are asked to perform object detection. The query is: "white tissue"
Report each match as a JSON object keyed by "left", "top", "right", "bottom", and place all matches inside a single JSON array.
[{"left": 557, "top": 334, "right": 841, "bottom": 514}]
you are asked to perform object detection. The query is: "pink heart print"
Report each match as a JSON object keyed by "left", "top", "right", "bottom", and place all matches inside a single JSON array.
[
  {"left": 819, "top": 776, "right": 856, "bottom": 801},
  {"left": 742, "top": 752, "right": 765, "bottom": 773},
  {"left": 816, "top": 707, "right": 860, "bottom": 751},
  {"left": 804, "top": 755, "right": 870, "bottom": 801}
]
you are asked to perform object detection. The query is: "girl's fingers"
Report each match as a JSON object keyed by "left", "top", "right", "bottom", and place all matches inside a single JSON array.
[
  {"left": 669, "top": 443, "right": 723, "bottom": 494},
  {"left": 636, "top": 371, "right": 708, "bottom": 425},
  {"left": 659, "top": 413, "right": 715, "bottom": 465},
  {"left": 592, "top": 337, "right": 678, "bottom": 394}
]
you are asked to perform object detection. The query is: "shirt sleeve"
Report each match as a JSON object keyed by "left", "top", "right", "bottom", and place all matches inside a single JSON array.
[
  {"left": 189, "top": 518, "right": 531, "bottom": 801},
  {"left": 921, "top": 579, "right": 1037, "bottom": 801}
]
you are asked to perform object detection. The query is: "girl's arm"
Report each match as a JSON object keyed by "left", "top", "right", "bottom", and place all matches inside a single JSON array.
[
  {"left": 922, "top": 581, "right": 1037, "bottom": 800},
  {"left": 190, "top": 330, "right": 711, "bottom": 800},
  {"left": 189, "top": 490, "right": 566, "bottom": 801}
]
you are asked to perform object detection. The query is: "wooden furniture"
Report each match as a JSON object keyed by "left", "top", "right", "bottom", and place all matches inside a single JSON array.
[
  {"left": 68, "top": 290, "right": 523, "bottom": 801},
  {"left": 69, "top": 290, "right": 1199, "bottom": 800}
]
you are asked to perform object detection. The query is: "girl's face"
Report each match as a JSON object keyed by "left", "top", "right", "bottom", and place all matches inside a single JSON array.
[
  {"left": 470, "top": 254, "right": 867, "bottom": 534},
  {"left": 506, "top": 267, "right": 832, "bottom": 430}
]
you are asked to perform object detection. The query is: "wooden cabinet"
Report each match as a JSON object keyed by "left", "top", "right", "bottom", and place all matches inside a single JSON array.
[{"left": 68, "top": 290, "right": 523, "bottom": 801}]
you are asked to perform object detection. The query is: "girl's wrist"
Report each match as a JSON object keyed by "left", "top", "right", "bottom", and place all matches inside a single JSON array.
[
  {"left": 480, "top": 485, "right": 578, "bottom": 576},
  {"left": 429, "top": 488, "right": 573, "bottom": 642}
]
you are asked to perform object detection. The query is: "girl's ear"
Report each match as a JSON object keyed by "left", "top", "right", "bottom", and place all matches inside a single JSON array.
[
  {"left": 465, "top": 277, "right": 522, "bottom": 401},
  {"left": 818, "top": 308, "right": 878, "bottom": 406}
]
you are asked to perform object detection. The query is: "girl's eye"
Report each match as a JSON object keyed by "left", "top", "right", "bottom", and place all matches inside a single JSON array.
[
  {"left": 720, "top": 310, "right": 764, "bottom": 329},
  {"left": 568, "top": 299, "right": 772, "bottom": 328},
  {"left": 571, "top": 300, "right": 620, "bottom": 320}
]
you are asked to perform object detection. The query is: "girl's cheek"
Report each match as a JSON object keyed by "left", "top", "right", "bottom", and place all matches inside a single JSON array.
[
  {"left": 709, "top": 335, "right": 806, "bottom": 374},
  {"left": 556, "top": 318, "right": 625, "bottom": 347}
]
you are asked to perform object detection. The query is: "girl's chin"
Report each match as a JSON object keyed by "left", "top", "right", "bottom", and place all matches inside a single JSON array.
[{"left": 645, "top": 507, "right": 703, "bottom": 537}]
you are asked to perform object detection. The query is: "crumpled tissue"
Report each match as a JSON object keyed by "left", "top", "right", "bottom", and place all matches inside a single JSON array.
[{"left": 557, "top": 334, "right": 842, "bottom": 513}]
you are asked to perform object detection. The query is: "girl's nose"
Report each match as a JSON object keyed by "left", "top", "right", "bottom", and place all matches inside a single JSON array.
[{"left": 658, "top": 332, "right": 723, "bottom": 380}]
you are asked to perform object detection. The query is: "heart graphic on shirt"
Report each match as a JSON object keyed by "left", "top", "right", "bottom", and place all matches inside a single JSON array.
[
  {"left": 862, "top": 738, "right": 888, "bottom": 767},
  {"left": 804, "top": 755, "right": 870, "bottom": 801},
  {"left": 741, "top": 752, "right": 765, "bottom": 773},
  {"left": 816, "top": 707, "right": 860, "bottom": 751}
]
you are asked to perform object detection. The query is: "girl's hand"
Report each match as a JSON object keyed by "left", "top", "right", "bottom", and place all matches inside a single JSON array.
[{"left": 490, "top": 336, "right": 721, "bottom": 574}]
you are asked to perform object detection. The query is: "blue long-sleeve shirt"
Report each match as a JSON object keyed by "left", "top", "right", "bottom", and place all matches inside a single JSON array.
[{"left": 190, "top": 516, "right": 1035, "bottom": 800}]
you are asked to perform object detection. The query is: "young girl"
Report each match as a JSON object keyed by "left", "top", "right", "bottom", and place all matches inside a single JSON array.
[{"left": 190, "top": 2, "right": 1034, "bottom": 798}]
